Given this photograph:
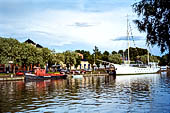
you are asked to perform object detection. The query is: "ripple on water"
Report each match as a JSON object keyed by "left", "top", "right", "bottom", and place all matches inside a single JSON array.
[{"left": 0, "top": 74, "right": 170, "bottom": 113}]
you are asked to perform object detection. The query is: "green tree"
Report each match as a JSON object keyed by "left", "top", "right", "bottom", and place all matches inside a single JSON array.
[
  {"left": 138, "top": 55, "right": 159, "bottom": 64},
  {"left": 55, "top": 53, "right": 65, "bottom": 65},
  {"left": 0, "top": 38, "right": 9, "bottom": 64},
  {"left": 124, "top": 47, "right": 148, "bottom": 61},
  {"left": 88, "top": 54, "right": 95, "bottom": 68},
  {"left": 20, "top": 43, "right": 44, "bottom": 69},
  {"left": 42, "top": 48, "right": 52, "bottom": 64},
  {"left": 102, "top": 51, "right": 110, "bottom": 68},
  {"left": 159, "top": 54, "right": 168, "bottom": 66},
  {"left": 93, "top": 46, "right": 102, "bottom": 68},
  {"left": 118, "top": 50, "right": 124, "bottom": 56},
  {"left": 111, "top": 51, "right": 117, "bottom": 55},
  {"left": 102, "top": 51, "right": 109, "bottom": 61},
  {"left": 75, "top": 56, "right": 82, "bottom": 69},
  {"left": 108, "top": 54, "right": 122, "bottom": 64},
  {"left": 63, "top": 51, "right": 78, "bottom": 69},
  {"left": 75, "top": 50, "right": 91, "bottom": 60},
  {"left": 0, "top": 38, "right": 23, "bottom": 73},
  {"left": 140, "top": 55, "right": 148, "bottom": 64},
  {"left": 133, "top": 0, "right": 170, "bottom": 65}
]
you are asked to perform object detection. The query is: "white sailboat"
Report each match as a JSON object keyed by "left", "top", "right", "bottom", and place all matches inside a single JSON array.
[{"left": 114, "top": 15, "right": 160, "bottom": 75}]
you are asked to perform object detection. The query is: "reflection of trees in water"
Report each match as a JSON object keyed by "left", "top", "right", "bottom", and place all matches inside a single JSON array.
[
  {"left": 0, "top": 79, "right": 67, "bottom": 112},
  {"left": 130, "top": 80, "right": 150, "bottom": 92},
  {"left": 0, "top": 81, "right": 26, "bottom": 112},
  {"left": 66, "top": 75, "right": 116, "bottom": 95},
  {"left": 167, "top": 71, "right": 170, "bottom": 77},
  {"left": 125, "top": 78, "right": 152, "bottom": 109},
  {"left": 0, "top": 76, "right": 116, "bottom": 112}
]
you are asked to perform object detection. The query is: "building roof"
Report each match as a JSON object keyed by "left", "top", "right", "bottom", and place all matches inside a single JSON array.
[
  {"left": 25, "top": 39, "right": 36, "bottom": 45},
  {"left": 36, "top": 44, "right": 43, "bottom": 48},
  {"left": 25, "top": 39, "right": 43, "bottom": 48},
  {"left": 81, "top": 59, "right": 88, "bottom": 61}
]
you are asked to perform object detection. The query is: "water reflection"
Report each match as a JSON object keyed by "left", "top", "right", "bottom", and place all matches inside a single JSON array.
[{"left": 0, "top": 74, "right": 170, "bottom": 113}]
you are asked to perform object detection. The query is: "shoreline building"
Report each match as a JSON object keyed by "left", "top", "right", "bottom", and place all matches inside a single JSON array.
[{"left": 70, "top": 53, "right": 91, "bottom": 70}]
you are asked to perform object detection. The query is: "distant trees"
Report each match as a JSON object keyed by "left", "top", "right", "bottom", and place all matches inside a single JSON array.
[
  {"left": 108, "top": 54, "right": 122, "bottom": 64},
  {"left": 1, "top": 37, "right": 168, "bottom": 74},
  {"left": 76, "top": 46, "right": 162, "bottom": 66},
  {"left": 111, "top": 51, "right": 117, "bottom": 55},
  {"left": 137, "top": 55, "right": 159, "bottom": 64},
  {"left": 124, "top": 47, "right": 148, "bottom": 61},
  {"left": 101, "top": 51, "right": 110, "bottom": 68},
  {"left": 93, "top": 46, "right": 102, "bottom": 68}
]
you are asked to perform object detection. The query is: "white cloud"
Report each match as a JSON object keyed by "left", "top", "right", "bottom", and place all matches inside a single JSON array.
[{"left": 0, "top": 2, "right": 162, "bottom": 55}]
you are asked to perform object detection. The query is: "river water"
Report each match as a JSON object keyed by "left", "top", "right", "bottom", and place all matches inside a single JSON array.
[{"left": 0, "top": 73, "right": 170, "bottom": 113}]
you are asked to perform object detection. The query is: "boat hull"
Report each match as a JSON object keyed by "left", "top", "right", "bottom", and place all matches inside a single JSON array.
[
  {"left": 25, "top": 73, "right": 67, "bottom": 80},
  {"left": 114, "top": 64, "right": 160, "bottom": 75}
]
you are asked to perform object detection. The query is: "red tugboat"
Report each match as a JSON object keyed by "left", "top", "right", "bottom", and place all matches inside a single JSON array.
[{"left": 25, "top": 67, "right": 67, "bottom": 80}]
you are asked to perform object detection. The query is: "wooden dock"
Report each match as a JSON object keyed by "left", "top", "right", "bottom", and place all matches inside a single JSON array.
[{"left": 0, "top": 75, "right": 25, "bottom": 81}]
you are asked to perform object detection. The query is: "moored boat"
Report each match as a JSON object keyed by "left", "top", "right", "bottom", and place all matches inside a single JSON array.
[
  {"left": 25, "top": 68, "right": 67, "bottom": 80},
  {"left": 112, "top": 15, "right": 160, "bottom": 75},
  {"left": 107, "top": 64, "right": 116, "bottom": 78},
  {"left": 71, "top": 74, "right": 83, "bottom": 79}
]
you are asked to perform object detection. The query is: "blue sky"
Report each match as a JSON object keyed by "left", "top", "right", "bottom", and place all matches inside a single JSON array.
[{"left": 0, "top": 0, "right": 163, "bottom": 56}]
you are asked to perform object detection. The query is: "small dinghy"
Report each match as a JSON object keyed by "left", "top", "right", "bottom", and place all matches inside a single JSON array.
[{"left": 72, "top": 74, "right": 83, "bottom": 79}]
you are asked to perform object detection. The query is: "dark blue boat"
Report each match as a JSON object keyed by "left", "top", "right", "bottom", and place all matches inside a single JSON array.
[{"left": 25, "top": 73, "right": 67, "bottom": 80}]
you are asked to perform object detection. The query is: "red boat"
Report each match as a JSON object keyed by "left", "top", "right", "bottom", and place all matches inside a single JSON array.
[
  {"left": 16, "top": 71, "right": 24, "bottom": 76},
  {"left": 25, "top": 68, "right": 67, "bottom": 80}
]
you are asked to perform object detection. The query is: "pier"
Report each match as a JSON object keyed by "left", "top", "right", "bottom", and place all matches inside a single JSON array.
[{"left": 0, "top": 75, "right": 25, "bottom": 81}]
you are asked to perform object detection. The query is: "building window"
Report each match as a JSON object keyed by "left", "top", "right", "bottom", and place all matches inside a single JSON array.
[
  {"left": 84, "top": 64, "right": 86, "bottom": 69},
  {"left": 88, "top": 64, "right": 90, "bottom": 69}
]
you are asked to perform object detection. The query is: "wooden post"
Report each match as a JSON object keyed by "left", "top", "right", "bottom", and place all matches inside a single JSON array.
[
  {"left": 10, "top": 64, "right": 13, "bottom": 73},
  {"left": 27, "top": 66, "right": 29, "bottom": 71},
  {"left": 13, "top": 64, "right": 16, "bottom": 74},
  {"left": 30, "top": 64, "right": 32, "bottom": 71}
]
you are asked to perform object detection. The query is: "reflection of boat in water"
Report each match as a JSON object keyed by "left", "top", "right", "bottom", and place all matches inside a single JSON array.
[{"left": 25, "top": 68, "right": 67, "bottom": 80}]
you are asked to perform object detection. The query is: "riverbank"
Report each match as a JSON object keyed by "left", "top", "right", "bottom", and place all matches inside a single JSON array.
[
  {"left": 0, "top": 73, "right": 25, "bottom": 81},
  {"left": 0, "top": 76, "right": 25, "bottom": 81},
  {"left": 1, "top": 70, "right": 168, "bottom": 81}
]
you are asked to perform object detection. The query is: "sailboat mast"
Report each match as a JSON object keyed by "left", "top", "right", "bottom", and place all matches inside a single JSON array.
[{"left": 127, "top": 14, "right": 130, "bottom": 64}]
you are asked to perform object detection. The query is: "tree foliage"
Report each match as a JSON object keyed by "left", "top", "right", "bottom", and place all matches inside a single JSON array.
[
  {"left": 132, "top": 0, "right": 170, "bottom": 57},
  {"left": 108, "top": 54, "right": 122, "bottom": 64},
  {"left": 159, "top": 54, "right": 168, "bottom": 66},
  {"left": 124, "top": 47, "right": 148, "bottom": 61},
  {"left": 63, "top": 51, "right": 80, "bottom": 69},
  {"left": 102, "top": 51, "right": 110, "bottom": 61},
  {"left": 1, "top": 37, "right": 167, "bottom": 72},
  {"left": 111, "top": 51, "right": 117, "bottom": 55},
  {"left": 93, "top": 46, "right": 102, "bottom": 68},
  {"left": 138, "top": 54, "right": 159, "bottom": 64},
  {"left": 118, "top": 50, "right": 123, "bottom": 56}
]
